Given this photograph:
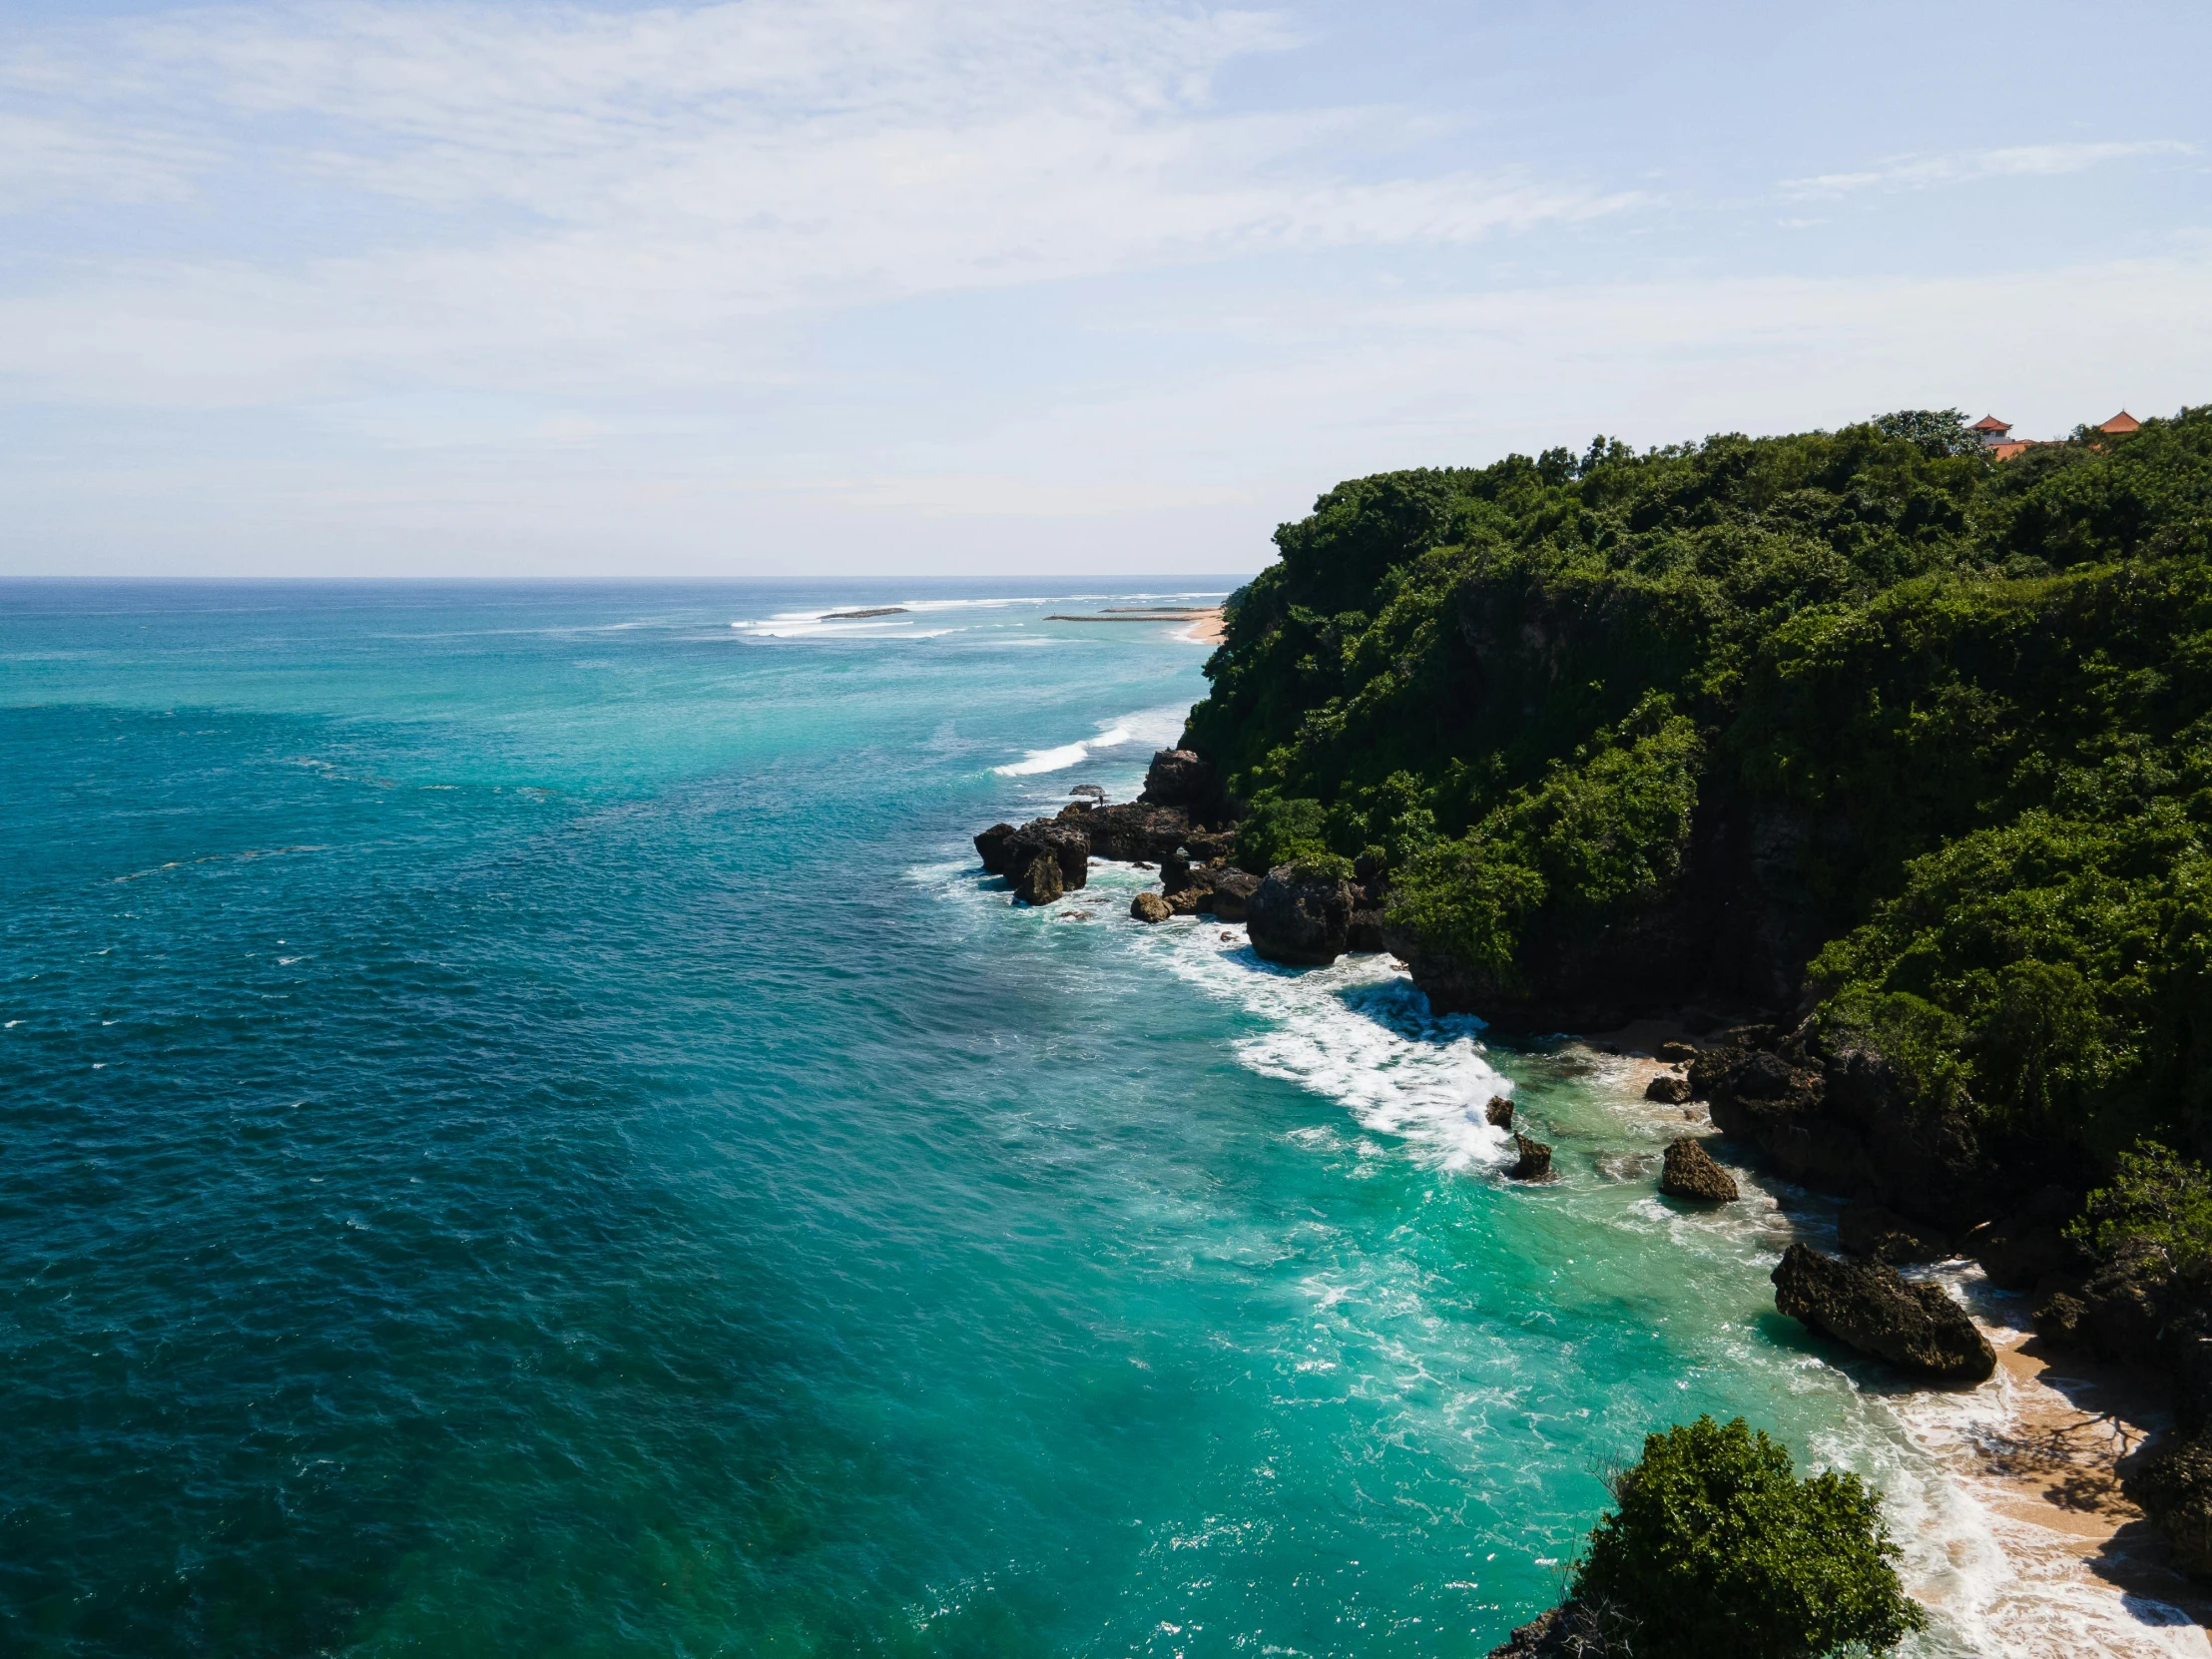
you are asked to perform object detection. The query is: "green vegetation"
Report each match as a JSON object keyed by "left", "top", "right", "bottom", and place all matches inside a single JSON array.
[
  {"left": 1188, "top": 406, "right": 2212, "bottom": 1163},
  {"left": 1570, "top": 1416, "right": 1925, "bottom": 1658},
  {"left": 2068, "top": 1141, "right": 2212, "bottom": 1271}
]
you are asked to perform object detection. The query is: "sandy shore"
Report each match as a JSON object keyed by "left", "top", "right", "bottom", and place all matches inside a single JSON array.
[
  {"left": 1562, "top": 1025, "right": 2212, "bottom": 1646},
  {"left": 1182, "top": 608, "right": 1225, "bottom": 645}
]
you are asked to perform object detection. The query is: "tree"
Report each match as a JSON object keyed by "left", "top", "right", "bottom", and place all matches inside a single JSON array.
[{"left": 1569, "top": 1416, "right": 1926, "bottom": 1658}]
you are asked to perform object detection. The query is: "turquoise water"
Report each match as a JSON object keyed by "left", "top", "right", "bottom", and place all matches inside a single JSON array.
[{"left": 0, "top": 582, "right": 2102, "bottom": 1656}]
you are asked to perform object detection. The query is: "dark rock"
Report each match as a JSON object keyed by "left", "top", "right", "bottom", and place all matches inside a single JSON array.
[
  {"left": 1140, "top": 749, "right": 1213, "bottom": 808},
  {"left": 995, "top": 819, "right": 1090, "bottom": 891},
  {"left": 1838, "top": 1204, "right": 1949, "bottom": 1265},
  {"left": 2030, "top": 1239, "right": 2173, "bottom": 1371},
  {"left": 2125, "top": 1431, "right": 2212, "bottom": 1579},
  {"left": 1644, "top": 1073, "right": 1692, "bottom": 1104},
  {"left": 1166, "top": 885, "right": 1206, "bottom": 916},
  {"left": 1247, "top": 863, "right": 1355, "bottom": 965},
  {"left": 1347, "top": 906, "right": 1386, "bottom": 952},
  {"left": 1202, "top": 868, "right": 1261, "bottom": 921},
  {"left": 1012, "top": 851, "right": 1065, "bottom": 905},
  {"left": 1184, "top": 828, "right": 1236, "bottom": 863},
  {"left": 1771, "top": 1243, "right": 1995, "bottom": 1382},
  {"left": 1160, "top": 852, "right": 1197, "bottom": 895},
  {"left": 1485, "top": 1603, "right": 1610, "bottom": 1658},
  {"left": 974, "top": 823, "right": 1019, "bottom": 874},
  {"left": 1081, "top": 802, "right": 1190, "bottom": 863},
  {"left": 1508, "top": 1135, "right": 1553, "bottom": 1182},
  {"left": 1660, "top": 1137, "right": 1738, "bottom": 1203},
  {"left": 1485, "top": 1095, "right": 1515, "bottom": 1129},
  {"left": 1682, "top": 1007, "right": 1721, "bottom": 1035},
  {"left": 1657, "top": 1040, "right": 1698, "bottom": 1062},
  {"left": 1130, "top": 891, "right": 1172, "bottom": 923},
  {"left": 1962, "top": 1191, "right": 2085, "bottom": 1290}
]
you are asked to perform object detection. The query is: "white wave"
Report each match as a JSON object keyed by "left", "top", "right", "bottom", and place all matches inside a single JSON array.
[
  {"left": 994, "top": 741, "right": 1092, "bottom": 776},
  {"left": 1134, "top": 923, "right": 1513, "bottom": 1172},
  {"left": 989, "top": 707, "right": 1189, "bottom": 778}
]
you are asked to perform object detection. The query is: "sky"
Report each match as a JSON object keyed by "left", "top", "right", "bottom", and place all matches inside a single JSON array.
[{"left": 2, "top": 0, "right": 2209, "bottom": 578}]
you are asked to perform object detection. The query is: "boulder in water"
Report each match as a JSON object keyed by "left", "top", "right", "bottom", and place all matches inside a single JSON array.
[
  {"left": 1659, "top": 1137, "right": 1738, "bottom": 1203},
  {"left": 1012, "top": 851, "right": 1065, "bottom": 905},
  {"left": 1485, "top": 1094, "right": 1514, "bottom": 1129},
  {"left": 974, "top": 823, "right": 1019, "bottom": 874},
  {"left": 1771, "top": 1243, "right": 1994, "bottom": 1382},
  {"left": 1507, "top": 1135, "right": 1553, "bottom": 1182},
  {"left": 1645, "top": 1073, "right": 1692, "bottom": 1104},
  {"left": 1130, "top": 891, "right": 1172, "bottom": 923}
]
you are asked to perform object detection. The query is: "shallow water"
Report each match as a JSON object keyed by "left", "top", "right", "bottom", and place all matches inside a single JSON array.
[{"left": 1, "top": 580, "right": 2197, "bottom": 1655}]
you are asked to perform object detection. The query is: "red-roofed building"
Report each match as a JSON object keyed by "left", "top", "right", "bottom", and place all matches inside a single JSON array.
[
  {"left": 1970, "top": 414, "right": 2013, "bottom": 449},
  {"left": 2098, "top": 410, "right": 2142, "bottom": 435}
]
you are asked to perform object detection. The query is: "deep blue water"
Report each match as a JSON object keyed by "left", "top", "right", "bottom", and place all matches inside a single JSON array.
[{"left": 0, "top": 581, "right": 2096, "bottom": 1656}]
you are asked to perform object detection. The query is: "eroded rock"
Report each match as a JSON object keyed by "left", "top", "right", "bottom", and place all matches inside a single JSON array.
[
  {"left": 1659, "top": 1137, "right": 1738, "bottom": 1203},
  {"left": 1644, "top": 1073, "right": 1692, "bottom": 1105},
  {"left": 1130, "top": 891, "right": 1172, "bottom": 923},
  {"left": 1508, "top": 1135, "right": 1553, "bottom": 1182},
  {"left": 1772, "top": 1243, "right": 1994, "bottom": 1382},
  {"left": 1013, "top": 851, "right": 1065, "bottom": 905},
  {"left": 1247, "top": 863, "right": 1354, "bottom": 965},
  {"left": 1485, "top": 1095, "right": 1514, "bottom": 1129},
  {"left": 1201, "top": 868, "right": 1261, "bottom": 921},
  {"left": 1141, "top": 749, "right": 1213, "bottom": 808}
]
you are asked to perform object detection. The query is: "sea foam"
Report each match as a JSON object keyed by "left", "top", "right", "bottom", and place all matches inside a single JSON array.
[{"left": 1134, "top": 919, "right": 1513, "bottom": 1173}]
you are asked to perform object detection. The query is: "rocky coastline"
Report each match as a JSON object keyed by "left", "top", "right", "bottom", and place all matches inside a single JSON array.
[{"left": 973, "top": 743, "right": 2212, "bottom": 1602}]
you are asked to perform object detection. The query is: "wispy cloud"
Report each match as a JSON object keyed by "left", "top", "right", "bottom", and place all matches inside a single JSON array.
[
  {"left": 0, "top": 1, "right": 1630, "bottom": 406},
  {"left": 1782, "top": 139, "right": 2196, "bottom": 198}
]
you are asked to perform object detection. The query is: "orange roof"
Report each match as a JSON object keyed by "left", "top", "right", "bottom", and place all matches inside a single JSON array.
[
  {"left": 1991, "top": 441, "right": 2035, "bottom": 462},
  {"left": 1970, "top": 414, "right": 2011, "bottom": 433},
  {"left": 2098, "top": 410, "right": 2141, "bottom": 434}
]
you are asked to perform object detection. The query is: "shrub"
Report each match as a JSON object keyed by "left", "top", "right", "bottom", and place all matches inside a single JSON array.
[
  {"left": 1235, "top": 795, "right": 1331, "bottom": 871},
  {"left": 1570, "top": 1416, "right": 1925, "bottom": 1659},
  {"left": 2068, "top": 1142, "right": 2212, "bottom": 1273}
]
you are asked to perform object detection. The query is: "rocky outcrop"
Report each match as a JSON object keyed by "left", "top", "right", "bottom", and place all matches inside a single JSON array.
[
  {"left": 1644, "top": 1073, "right": 1691, "bottom": 1104},
  {"left": 1771, "top": 1243, "right": 1994, "bottom": 1382},
  {"left": 974, "top": 823, "right": 1018, "bottom": 872},
  {"left": 1692, "top": 1032, "right": 1997, "bottom": 1232},
  {"left": 1140, "top": 748, "right": 1214, "bottom": 809},
  {"left": 1837, "top": 1204, "right": 1949, "bottom": 1265},
  {"left": 1660, "top": 1137, "right": 1738, "bottom": 1203},
  {"left": 1485, "top": 1095, "right": 1514, "bottom": 1129},
  {"left": 1347, "top": 898, "right": 1386, "bottom": 952},
  {"left": 1012, "top": 851, "right": 1065, "bottom": 905},
  {"left": 978, "top": 817, "right": 1091, "bottom": 888},
  {"left": 1130, "top": 891, "right": 1172, "bottom": 923},
  {"left": 1202, "top": 868, "right": 1261, "bottom": 921},
  {"left": 1079, "top": 801, "right": 1190, "bottom": 863},
  {"left": 2032, "top": 1239, "right": 2175, "bottom": 1372},
  {"left": 1247, "top": 863, "right": 1355, "bottom": 965},
  {"left": 2126, "top": 1436, "right": 2212, "bottom": 1579},
  {"left": 1508, "top": 1135, "right": 1553, "bottom": 1182}
]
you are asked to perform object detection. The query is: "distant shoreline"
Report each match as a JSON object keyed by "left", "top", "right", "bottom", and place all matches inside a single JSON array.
[{"left": 1044, "top": 607, "right": 1225, "bottom": 644}]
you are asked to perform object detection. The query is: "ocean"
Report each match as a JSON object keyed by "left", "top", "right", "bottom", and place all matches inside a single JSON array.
[{"left": 1, "top": 580, "right": 2198, "bottom": 1656}]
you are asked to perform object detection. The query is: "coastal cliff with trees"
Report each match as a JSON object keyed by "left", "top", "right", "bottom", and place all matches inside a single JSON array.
[
  {"left": 1173, "top": 403, "right": 2212, "bottom": 1579},
  {"left": 973, "top": 405, "right": 2212, "bottom": 1611}
]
